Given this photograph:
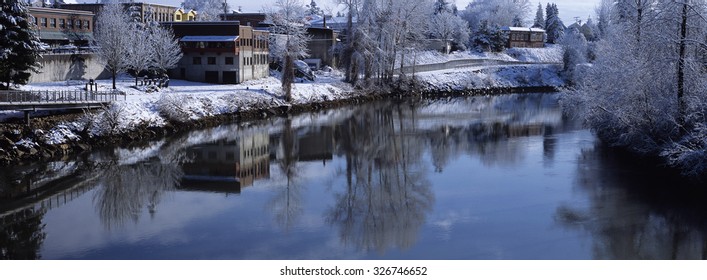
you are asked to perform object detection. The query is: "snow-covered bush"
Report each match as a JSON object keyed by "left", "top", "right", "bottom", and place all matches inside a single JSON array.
[
  {"left": 96, "top": 103, "right": 127, "bottom": 136},
  {"left": 157, "top": 94, "right": 191, "bottom": 122}
]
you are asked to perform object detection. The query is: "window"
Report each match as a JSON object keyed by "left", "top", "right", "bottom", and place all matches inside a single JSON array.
[
  {"left": 40, "top": 17, "right": 47, "bottom": 27},
  {"left": 76, "top": 20, "right": 82, "bottom": 29},
  {"left": 225, "top": 57, "right": 234, "bottom": 65},
  {"left": 207, "top": 57, "right": 216, "bottom": 65},
  {"left": 176, "top": 14, "right": 181, "bottom": 21},
  {"left": 85, "top": 20, "right": 90, "bottom": 30},
  {"left": 50, "top": 18, "right": 56, "bottom": 28},
  {"left": 193, "top": 57, "right": 202, "bottom": 65},
  {"left": 59, "top": 19, "right": 65, "bottom": 28},
  {"left": 67, "top": 19, "right": 73, "bottom": 28}
]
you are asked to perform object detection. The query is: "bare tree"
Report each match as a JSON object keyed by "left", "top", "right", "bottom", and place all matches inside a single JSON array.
[
  {"left": 94, "top": 3, "right": 132, "bottom": 89},
  {"left": 428, "top": 11, "right": 470, "bottom": 53},
  {"left": 266, "top": 0, "right": 310, "bottom": 102},
  {"left": 126, "top": 24, "right": 154, "bottom": 86},
  {"left": 149, "top": 25, "right": 183, "bottom": 76}
]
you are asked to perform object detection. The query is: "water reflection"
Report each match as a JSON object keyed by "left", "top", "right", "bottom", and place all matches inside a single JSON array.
[
  {"left": 327, "top": 103, "right": 434, "bottom": 254},
  {"left": 5, "top": 93, "right": 703, "bottom": 259},
  {"left": 557, "top": 146, "right": 707, "bottom": 259}
]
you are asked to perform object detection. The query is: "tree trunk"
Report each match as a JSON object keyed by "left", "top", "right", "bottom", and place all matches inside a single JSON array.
[
  {"left": 112, "top": 69, "right": 117, "bottom": 90},
  {"left": 283, "top": 54, "right": 294, "bottom": 102},
  {"left": 677, "top": 1, "right": 688, "bottom": 126}
]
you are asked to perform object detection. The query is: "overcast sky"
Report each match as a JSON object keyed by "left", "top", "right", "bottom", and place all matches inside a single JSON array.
[{"left": 109, "top": 0, "right": 601, "bottom": 25}]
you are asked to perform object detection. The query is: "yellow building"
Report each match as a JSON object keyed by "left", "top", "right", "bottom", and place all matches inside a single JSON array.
[{"left": 173, "top": 8, "right": 197, "bottom": 22}]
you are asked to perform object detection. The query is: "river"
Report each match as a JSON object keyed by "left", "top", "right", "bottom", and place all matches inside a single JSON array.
[{"left": 1, "top": 93, "right": 705, "bottom": 260}]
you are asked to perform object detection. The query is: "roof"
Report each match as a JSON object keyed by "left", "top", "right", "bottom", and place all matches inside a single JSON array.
[
  {"left": 28, "top": 7, "right": 94, "bottom": 16},
  {"left": 180, "top": 36, "right": 239, "bottom": 42},
  {"left": 502, "top": 27, "right": 545, "bottom": 32}
]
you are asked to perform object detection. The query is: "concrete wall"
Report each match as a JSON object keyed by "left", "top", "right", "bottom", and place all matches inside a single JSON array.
[{"left": 30, "top": 53, "right": 110, "bottom": 83}]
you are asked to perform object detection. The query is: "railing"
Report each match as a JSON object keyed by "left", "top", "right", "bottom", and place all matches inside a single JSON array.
[{"left": 0, "top": 90, "right": 125, "bottom": 104}]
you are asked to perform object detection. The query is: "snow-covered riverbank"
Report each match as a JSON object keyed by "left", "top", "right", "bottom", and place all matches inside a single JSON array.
[{"left": 0, "top": 48, "right": 566, "bottom": 165}]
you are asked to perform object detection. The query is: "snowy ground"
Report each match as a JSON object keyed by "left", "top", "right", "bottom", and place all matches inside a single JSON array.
[
  {"left": 402, "top": 44, "right": 564, "bottom": 66},
  {"left": 416, "top": 64, "right": 565, "bottom": 92}
]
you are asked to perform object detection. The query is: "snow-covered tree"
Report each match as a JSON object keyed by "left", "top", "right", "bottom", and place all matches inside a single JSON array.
[
  {"left": 544, "top": 3, "right": 564, "bottom": 43},
  {"left": 433, "top": 0, "right": 452, "bottom": 14},
  {"left": 126, "top": 24, "right": 153, "bottom": 85},
  {"left": 461, "top": 0, "right": 531, "bottom": 31},
  {"left": 429, "top": 10, "right": 470, "bottom": 53},
  {"left": 532, "top": 2, "right": 544, "bottom": 28},
  {"left": 94, "top": 3, "right": 133, "bottom": 89},
  {"left": 306, "top": 0, "right": 322, "bottom": 16},
  {"left": 594, "top": 0, "right": 613, "bottom": 39},
  {"left": 471, "top": 20, "right": 507, "bottom": 52},
  {"left": 0, "top": 0, "right": 42, "bottom": 89},
  {"left": 461, "top": 0, "right": 530, "bottom": 50},
  {"left": 267, "top": 0, "right": 310, "bottom": 102},
  {"left": 182, "top": 0, "right": 225, "bottom": 21},
  {"left": 559, "top": 26, "right": 587, "bottom": 84},
  {"left": 149, "top": 25, "right": 182, "bottom": 76},
  {"left": 562, "top": 0, "right": 707, "bottom": 176}
]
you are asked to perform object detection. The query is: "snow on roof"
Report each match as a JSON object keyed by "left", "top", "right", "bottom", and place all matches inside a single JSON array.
[
  {"left": 502, "top": 27, "right": 546, "bottom": 32},
  {"left": 180, "top": 36, "right": 239, "bottom": 42}
]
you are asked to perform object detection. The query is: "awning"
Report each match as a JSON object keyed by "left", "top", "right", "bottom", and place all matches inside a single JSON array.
[{"left": 180, "top": 36, "right": 239, "bottom": 42}]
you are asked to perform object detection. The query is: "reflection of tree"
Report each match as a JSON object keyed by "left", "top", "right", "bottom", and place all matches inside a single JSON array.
[
  {"left": 269, "top": 118, "right": 304, "bottom": 231},
  {"left": 93, "top": 161, "right": 182, "bottom": 229},
  {"left": 0, "top": 208, "right": 46, "bottom": 259},
  {"left": 327, "top": 103, "right": 434, "bottom": 254},
  {"left": 556, "top": 145, "right": 707, "bottom": 259}
]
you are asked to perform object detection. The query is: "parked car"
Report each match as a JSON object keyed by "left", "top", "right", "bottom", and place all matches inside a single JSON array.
[
  {"left": 294, "top": 60, "right": 315, "bottom": 81},
  {"left": 52, "top": 44, "right": 78, "bottom": 53}
]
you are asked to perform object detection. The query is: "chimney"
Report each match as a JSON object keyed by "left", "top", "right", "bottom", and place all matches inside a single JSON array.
[{"left": 323, "top": 16, "right": 326, "bottom": 28}]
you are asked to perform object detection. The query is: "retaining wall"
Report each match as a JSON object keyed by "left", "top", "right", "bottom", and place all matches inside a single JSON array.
[{"left": 30, "top": 53, "right": 111, "bottom": 83}]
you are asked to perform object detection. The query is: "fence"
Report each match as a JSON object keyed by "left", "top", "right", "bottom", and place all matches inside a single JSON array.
[{"left": 0, "top": 89, "right": 125, "bottom": 104}]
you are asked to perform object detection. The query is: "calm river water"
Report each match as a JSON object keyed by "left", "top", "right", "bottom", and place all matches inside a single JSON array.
[{"left": 1, "top": 93, "right": 706, "bottom": 260}]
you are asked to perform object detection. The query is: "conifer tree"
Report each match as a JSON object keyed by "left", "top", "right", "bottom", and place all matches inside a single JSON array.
[
  {"left": 0, "top": 0, "right": 42, "bottom": 89},
  {"left": 532, "top": 2, "right": 544, "bottom": 28}
]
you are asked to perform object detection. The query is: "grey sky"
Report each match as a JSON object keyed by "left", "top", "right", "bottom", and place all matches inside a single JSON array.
[{"left": 111, "top": 0, "right": 601, "bottom": 25}]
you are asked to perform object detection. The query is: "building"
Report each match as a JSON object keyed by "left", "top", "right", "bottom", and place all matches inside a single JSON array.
[
  {"left": 220, "top": 12, "right": 267, "bottom": 28},
  {"left": 305, "top": 27, "right": 338, "bottom": 68},
  {"left": 173, "top": 8, "right": 197, "bottom": 22},
  {"left": 28, "top": 7, "right": 94, "bottom": 46},
  {"left": 162, "top": 21, "right": 269, "bottom": 84},
  {"left": 501, "top": 27, "right": 545, "bottom": 48},
  {"left": 60, "top": 2, "right": 179, "bottom": 23}
]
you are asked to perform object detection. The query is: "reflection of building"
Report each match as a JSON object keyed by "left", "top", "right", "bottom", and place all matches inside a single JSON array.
[
  {"left": 181, "top": 132, "right": 270, "bottom": 193},
  {"left": 163, "top": 21, "right": 269, "bottom": 84},
  {"left": 28, "top": 7, "right": 94, "bottom": 46},
  {"left": 298, "top": 126, "right": 334, "bottom": 162}
]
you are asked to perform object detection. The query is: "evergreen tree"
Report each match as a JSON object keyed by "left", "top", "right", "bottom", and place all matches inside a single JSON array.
[
  {"left": 532, "top": 2, "right": 544, "bottom": 28},
  {"left": 471, "top": 20, "right": 507, "bottom": 52},
  {"left": 512, "top": 14, "right": 523, "bottom": 27},
  {"left": 0, "top": 0, "right": 42, "bottom": 89},
  {"left": 306, "top": 0, "right": 322, "bottom": 16},
  {"left": 433, "top": 0, "right": 451, "bottom": 15},
  {"left": 545, "top": 3, "right": 564, "bottom": 43}
]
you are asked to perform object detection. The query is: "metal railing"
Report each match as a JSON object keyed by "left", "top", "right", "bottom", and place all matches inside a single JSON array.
[{"left": 0, "top": 90, "right": 125, "bottom": 104}]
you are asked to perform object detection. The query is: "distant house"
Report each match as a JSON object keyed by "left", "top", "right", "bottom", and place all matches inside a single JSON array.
[
  {"left": 162, "top": 21, "right": 269, "bottom": 84},
  {"left": 501, "top": 27, "right": 545, "bottom": 48},
  {"left": 28, "top": 7, "right": 94, "bottom": 46},
  {"left": 173, "top": 8, "right": 197, "bottom": 22}
]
